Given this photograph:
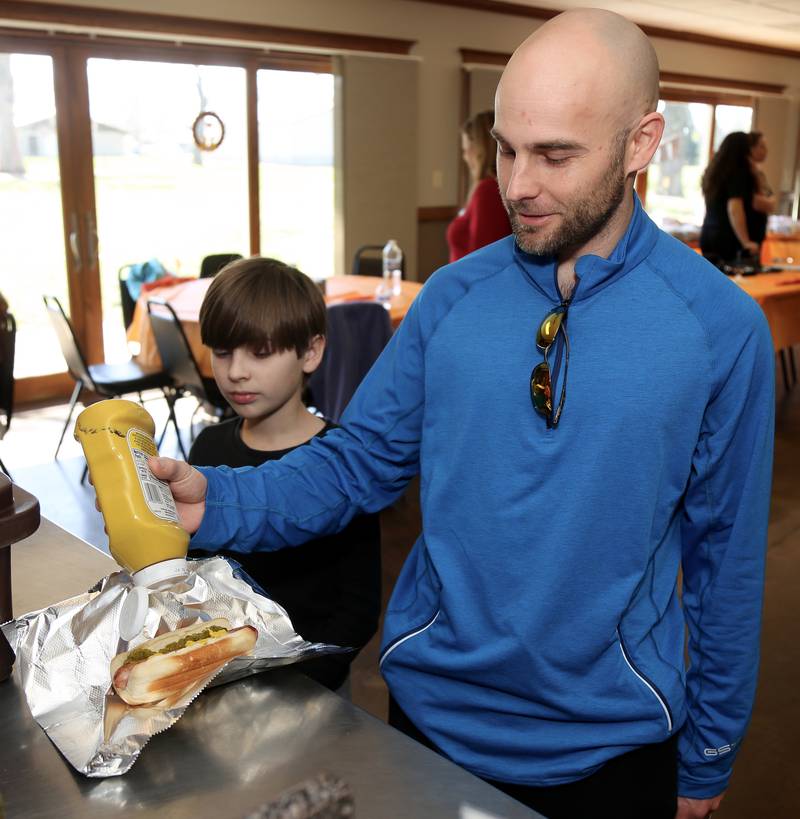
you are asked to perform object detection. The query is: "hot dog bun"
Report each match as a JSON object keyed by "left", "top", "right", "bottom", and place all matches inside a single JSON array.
[{"left": 111, "top": 618, "right": 258, "bottom": 706}]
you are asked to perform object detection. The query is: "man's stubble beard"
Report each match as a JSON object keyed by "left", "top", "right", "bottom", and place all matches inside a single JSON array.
[{"left": 504, "top": 140, "right": 629, "bottom": 258}]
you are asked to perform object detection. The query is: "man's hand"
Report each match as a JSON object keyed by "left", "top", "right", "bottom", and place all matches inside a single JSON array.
[
  {"left": 675, "top": 792, "right": 725, "bottom": 819},
  {"left": 148, "top": 456, "right": 207, "bottom": 534}
]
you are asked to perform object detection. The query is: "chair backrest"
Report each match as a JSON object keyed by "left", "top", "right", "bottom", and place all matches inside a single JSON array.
[
  {"left": 0, "top": 312, "right": 16, "bottom": 433},
  {"left": 146, "top": 299, "right": 206, "bottom": 393},
  {"left": 351, "top": 244, "right": 406, "bottom": 278},
  {"left": 118, "top": 265, "right": 138, "bottom": 330},
  {"left": 199, "top": 253, "right": 243, "bottom": 279},
  {"left": 42, "top": 296, "right": 95, "bottom": 390},
  {"left": 306, "top": 301, "right": 393, "bottom": 422}
]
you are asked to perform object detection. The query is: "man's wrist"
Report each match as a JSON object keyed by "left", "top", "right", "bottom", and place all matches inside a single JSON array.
[{"left": 678, "top": 768, "right": 731, "bottom": 800}]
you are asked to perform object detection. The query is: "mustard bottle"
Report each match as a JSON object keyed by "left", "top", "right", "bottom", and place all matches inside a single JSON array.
[{"left": 74, "top": 399, "right": 189, "bottom": 580}]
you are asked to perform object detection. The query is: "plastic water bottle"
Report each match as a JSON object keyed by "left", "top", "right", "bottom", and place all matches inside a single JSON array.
[{"left": 383, "top": 239, "right": 403, "bottom": 296}]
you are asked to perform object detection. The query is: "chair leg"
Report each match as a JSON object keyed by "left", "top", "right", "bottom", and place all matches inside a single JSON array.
[
  {"left": 161, "top": 390, "right": 187, "bottom": 460},
  {"left": 189, "top": 401, "right": 202, "bottom": 443},
  {"left": 0, "top": 455, "right": 10, "bottom": 478},
  {"left": 55, "top": 382, "right": 82, "bottom": 459},
  {"left": 779, "top": 350, "right": 790, "bottom": 394},
  {"left": 790, "top": 347, "right": 797, "bottom": 388},
  {"left": 81, "top": 462, "right": 88, "bottom": 484}
]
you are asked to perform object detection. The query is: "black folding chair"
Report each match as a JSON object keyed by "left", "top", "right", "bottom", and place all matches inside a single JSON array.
[
  {"left": 306, "top": 301, "right": 393, "bottom": 423},
  {"left": 0, "top": 311, "right": 16, "bottom": 477},
  {"left": 147, "top": 299, "right": 230, "bottom": 451},
  {"left": 118, "top": 265, "right": 138, "bottom": 331},
  {"left": 351, "top": 244, "right": 406, "bottom": 278},
  {"left": 43, "top": 296, "right": 182, "bottom": 470},
  {"left": 199, "top": 253, "right": 243, "bottom": 279}
]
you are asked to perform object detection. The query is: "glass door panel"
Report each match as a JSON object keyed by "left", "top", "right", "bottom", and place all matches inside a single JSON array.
[
  {"left": 645, "top": 100, "right": 713, "bottom": 229},
  {"left": 713, "top": 105, "right": 754, "bottom": 151},
  {"left": 0, "top": 53, "right": 70, "bottom": 378},
  {"left": 86, "top": 58, "right": 249, "bottom": 362},
  {"left": 257, "top": 69, "right": 334, "bottom": 280}
]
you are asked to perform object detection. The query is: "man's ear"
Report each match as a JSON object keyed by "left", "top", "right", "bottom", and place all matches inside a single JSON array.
[
  {"left": 626, "top": 111, "right": 665, "bottom": 174},
  {"left": 302, "top": 335, "right": 326, "bottom": 375}
]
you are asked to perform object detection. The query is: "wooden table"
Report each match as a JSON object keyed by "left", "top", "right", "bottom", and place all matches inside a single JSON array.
[
  {"left": 761, "top": 235, "right": 800, "bottom": 267},
  {"left": 733, "top": 269, "right": 800, "bottom": 354},
  {"left": 734, "top": 268, "right": 800, "bottom": 390},
  {"left": 127, "top": 275, "right": 423, "bottom": 378}
]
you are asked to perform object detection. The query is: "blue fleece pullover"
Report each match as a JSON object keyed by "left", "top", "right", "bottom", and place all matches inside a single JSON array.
[{"left": 192, "top": 195, "right": 774, "bottom": 798}]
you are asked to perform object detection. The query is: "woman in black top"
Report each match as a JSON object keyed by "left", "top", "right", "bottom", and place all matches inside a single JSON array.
[{"left": 700, "top": 131, "right": 776, "bottom": 267}]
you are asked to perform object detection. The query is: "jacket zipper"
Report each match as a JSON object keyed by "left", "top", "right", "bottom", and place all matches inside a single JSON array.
[
  {"left": 379, "top": 610, "right": 440, "bottom": 669},
  {"left": 617, "top": 629, "right": 673, "bottom": 733}
]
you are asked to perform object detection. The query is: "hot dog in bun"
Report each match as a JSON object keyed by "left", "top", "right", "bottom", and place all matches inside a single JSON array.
[{"left": 111, "top": 618, "right": 258, "bottom": 705}]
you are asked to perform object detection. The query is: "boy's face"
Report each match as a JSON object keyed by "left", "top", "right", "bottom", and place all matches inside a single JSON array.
[{"left": 210, "top": 338, "right": 324, "bottom": 421}]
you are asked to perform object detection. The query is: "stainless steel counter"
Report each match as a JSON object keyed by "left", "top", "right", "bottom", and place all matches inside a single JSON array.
[{"left": 0, "top": 520, "right": 542, "bottom": 818}]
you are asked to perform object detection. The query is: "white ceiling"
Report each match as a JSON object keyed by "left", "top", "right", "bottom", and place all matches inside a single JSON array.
[{"left": 498, "top": 0, "right": 800, "bottom": 51}]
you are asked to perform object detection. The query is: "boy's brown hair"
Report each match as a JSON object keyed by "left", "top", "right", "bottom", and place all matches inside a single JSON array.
[{"left": 199, "top": 257, "right": 326, "bottom": 356}]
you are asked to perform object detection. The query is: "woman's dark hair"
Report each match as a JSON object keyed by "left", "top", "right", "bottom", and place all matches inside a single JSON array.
[
  {"left": 461, "top": 110, "right": 497, "bottom": 181},
  {"left": 701, "top": 131, "right": 756, "bottom": 203},
  {"left": 199, "top": 257, "right": 326, "bottom": 356},
  {"left": 747, "top": 131, "right": 763, "bottom": 149}
]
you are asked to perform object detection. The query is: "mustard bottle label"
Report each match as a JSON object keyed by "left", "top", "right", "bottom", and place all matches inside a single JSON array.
[{"left": 127, "top": 428, "right": 181, "bottom": 523}]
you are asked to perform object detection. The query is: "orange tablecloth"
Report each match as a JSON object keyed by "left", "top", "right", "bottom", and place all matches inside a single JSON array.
[
  {"left": 760, "top": 235, "right": 800, "bottom": 267},
  {"left": 733, "top": 269, "right": 800, "bottom": 353},
  {"left": 127, "top": 274, "right": 423, "bottom": 378}
]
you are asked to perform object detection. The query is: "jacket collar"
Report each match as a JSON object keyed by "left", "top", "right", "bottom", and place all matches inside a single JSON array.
[{"left": 512, "top": 192, "right": 659, "bottom": 304}]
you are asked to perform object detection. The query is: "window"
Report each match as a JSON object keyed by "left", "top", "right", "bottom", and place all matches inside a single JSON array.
[
  {"left": 87, "top": 58, "right": 250, "bottom": 363},
  {"left": 644, "top": 96, "right": 753, "bottom": 230},
  {"left": 257, "top": 69, "right": 334, "bottom": 280},
  {"left": 0, "top": 34, "right": 335, "bottom": 392},
  {"left": 0, "top": 52, "right": 69, "bottom": 378}
]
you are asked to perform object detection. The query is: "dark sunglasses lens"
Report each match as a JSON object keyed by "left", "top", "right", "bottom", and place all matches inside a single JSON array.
[
  {"left": 530, "top": 362, "right": 552, "bottom": 416},
  {"left": 537, "top": 310, "right": 564, "bottom": 349}
]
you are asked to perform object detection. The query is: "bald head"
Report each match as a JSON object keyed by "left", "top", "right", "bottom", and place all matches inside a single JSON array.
[
  {"left": 499, "top": 9, "right": 659, "bottom": 135},
  {"left": 492, "top": 9, "right": 665, "bottom": 262}
]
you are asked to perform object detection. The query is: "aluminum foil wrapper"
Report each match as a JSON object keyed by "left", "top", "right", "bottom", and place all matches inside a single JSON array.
[{"left": 1, "top": 557, "right": 346, "bottom": 778}]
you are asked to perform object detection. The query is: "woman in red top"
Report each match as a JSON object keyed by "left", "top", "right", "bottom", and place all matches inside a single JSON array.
[{"left": 446, "top": 110, "right": 511, "bottom": 262}]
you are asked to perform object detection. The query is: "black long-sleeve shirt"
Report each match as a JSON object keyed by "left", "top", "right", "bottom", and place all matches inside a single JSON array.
[
  {"left": 700, "top": 171, "right": 766, "bottom": 265},
  {"left": 188, "top": 418, "right": 381, "bottom": 691}
]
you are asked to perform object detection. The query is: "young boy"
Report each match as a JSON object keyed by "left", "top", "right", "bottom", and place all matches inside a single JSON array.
[{"left": 187, "top": 257, "right": 381, "bottom": 692}]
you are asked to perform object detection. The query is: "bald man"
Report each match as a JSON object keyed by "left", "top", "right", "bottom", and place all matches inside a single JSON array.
[{"left": 149, "top": 10, "right": 772, "bottom": 819}]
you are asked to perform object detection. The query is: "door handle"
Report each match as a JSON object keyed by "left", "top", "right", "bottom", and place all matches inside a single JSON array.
[
  {"left": 86, "top": 211, "right": 98, "bottom": 269},
  {"left": 68, "top": 212, "right": 82, "bottom": 272}
]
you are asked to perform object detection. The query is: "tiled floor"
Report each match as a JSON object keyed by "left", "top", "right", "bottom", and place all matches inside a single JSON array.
[{"left": 3, "top": 369, "right": 799, "bottom": 817}]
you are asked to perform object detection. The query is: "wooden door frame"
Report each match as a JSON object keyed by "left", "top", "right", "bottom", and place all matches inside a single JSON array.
[{"left": 58, "top": 45, "right": 102, "bottom": 364}]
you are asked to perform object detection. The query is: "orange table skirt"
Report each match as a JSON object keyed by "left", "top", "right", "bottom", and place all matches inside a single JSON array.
[
  {"left": 127, "top": 274, "right": 423, "bottom": 379},
  {"left": 733, "top": 269, "right": 800, "bottom": 353},
  {"left": 761, "top": 236, "right": 800, "bottom": 267}
]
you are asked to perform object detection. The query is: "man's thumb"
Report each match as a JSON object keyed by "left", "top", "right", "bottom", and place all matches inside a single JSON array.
[{"left": 148, "top": 455, "right": 184, "bottom": 481}]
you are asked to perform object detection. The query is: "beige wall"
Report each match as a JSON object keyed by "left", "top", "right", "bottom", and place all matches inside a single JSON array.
[
  {"left": 467, "top": 65, "right": 504, "bottom": 118},
  {"left": 336, "top": 54, "right": 418, "bottom": 279},
  {"left": 756, "top": 97, "right": 800, "bottom": 202},
  {"left": 467, "top": 67, "right": 502, "bottom": 125}
]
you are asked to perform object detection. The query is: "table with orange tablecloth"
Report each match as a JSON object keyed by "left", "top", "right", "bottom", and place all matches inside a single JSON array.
[
  {"left": 732, "top": 269, "right": 800, "bottom": 354},
  {"left": 760, "top": 235, "right": 800, "bottom": 267},
  {"left": 126, "top": 274, "right": 423, "bottom": 378},
  {"left": 731, "top": 267, "right": 800, "bottom": 392}
]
